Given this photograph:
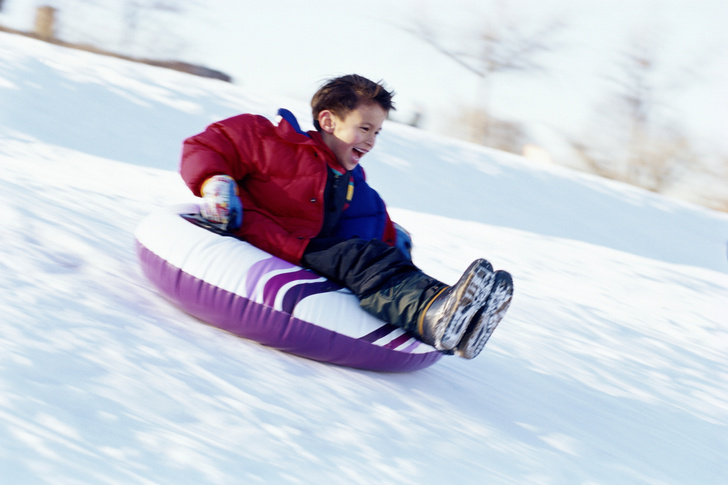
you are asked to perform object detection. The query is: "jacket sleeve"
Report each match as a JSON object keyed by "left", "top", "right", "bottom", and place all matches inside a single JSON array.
[{"left": 180, "top": 114, "right": 263, "bottom": 196}]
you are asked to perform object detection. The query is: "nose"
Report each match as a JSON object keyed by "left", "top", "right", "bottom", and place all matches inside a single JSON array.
[{"left": 366, "top": 133, "right": 375, "bottom": 148}]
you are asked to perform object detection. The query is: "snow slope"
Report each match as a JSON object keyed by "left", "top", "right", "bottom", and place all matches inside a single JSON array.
[{"left": 1, "top": 32, "right": 727, "bottom": 484}]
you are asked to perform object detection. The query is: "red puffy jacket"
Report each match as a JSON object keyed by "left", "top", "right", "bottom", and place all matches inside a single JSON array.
[{"left": 181, "top": 112, "right": 395, "bottom": 264}]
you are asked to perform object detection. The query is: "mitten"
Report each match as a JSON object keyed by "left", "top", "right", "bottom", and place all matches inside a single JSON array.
[
  {"left": 200, "top": 175, "right": 243, "bottom": 231},
  {"left": 393, "top": 222, "right": 413, "bottom": 260}
]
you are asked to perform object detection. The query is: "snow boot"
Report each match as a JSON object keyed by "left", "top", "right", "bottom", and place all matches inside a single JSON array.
[
  {"left": 455, "top": 270, "right": 513, "bottom": 359},
  {"left": 416, "top": 259, "right": 495, "bottom": 351}
]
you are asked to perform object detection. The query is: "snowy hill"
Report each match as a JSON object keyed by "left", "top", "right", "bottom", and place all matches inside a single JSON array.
[{"left": 1, "top": 32, "right": 727, "bottom": 484}]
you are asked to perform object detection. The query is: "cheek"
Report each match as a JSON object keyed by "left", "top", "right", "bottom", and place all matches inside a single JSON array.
[{"left": 336, "top": 127, "right": 358, "bottom": 145}]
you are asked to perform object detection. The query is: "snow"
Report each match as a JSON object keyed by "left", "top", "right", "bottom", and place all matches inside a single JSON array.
[{"left": 1, "top": 32, "right": 727, "bottom": 484}]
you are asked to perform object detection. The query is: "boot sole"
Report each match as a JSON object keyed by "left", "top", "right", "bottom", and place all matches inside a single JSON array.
[
  {"left": 436, "top": 259, "right": 495, "bottom": 351},
  {"left": 456, "top": 271, "right": 513, "bottom": 359}
]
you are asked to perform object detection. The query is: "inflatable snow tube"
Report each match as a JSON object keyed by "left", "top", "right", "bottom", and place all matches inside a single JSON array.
[{"left": 134, "top": 205, "right": 442, "bottom": 372}]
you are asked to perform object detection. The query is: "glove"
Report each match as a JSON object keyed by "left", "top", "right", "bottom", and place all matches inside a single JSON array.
[
  {"left": 393, "top": 222, "right": 413, "bottom": 260},
  {"left": 200, "top": 175, "right": 243, "bottom": 231}
]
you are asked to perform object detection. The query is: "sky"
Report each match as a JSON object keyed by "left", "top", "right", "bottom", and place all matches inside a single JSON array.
[
  {"left": 180, "top": 0, "right": 728, "bottom": 150},
  {"left": 1, "top": 0, "right": 726, "bottom": 153}
]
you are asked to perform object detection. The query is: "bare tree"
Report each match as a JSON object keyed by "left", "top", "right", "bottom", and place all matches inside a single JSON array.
[
  {"left": 59, "top": 0, "right": 196, "bottom": 56},
  {"left": 403, "top": 0, "right": 565, "bottom": 148},
  {"left": 120, "top": 0, "right": 184, "bottom": 52},
  {"left": 570, "top": 35, "right": 699, "bottom": 193},
  {"left": 713, "top": 156, "right": 728, "bottom": 211},
  {"left": 452, "top": 106, "right": 529, "bottom": 153}
]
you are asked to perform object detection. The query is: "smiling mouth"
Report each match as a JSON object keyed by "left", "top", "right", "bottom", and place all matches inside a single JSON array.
[{"left": 353, "top": 148, "right": 367, "bottom": 161}]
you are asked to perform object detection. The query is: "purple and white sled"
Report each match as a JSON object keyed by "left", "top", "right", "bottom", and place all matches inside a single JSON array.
[{"left": 135, "top": 205, "right": 442, "bottom": 372}]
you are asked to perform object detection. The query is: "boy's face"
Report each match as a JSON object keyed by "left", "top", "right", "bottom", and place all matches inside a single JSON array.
[{"left": 319, "top": 103, "right": 387, "bottom": 171}]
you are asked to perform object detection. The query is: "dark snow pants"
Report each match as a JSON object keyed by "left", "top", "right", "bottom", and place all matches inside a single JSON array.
[{"left": 301, "top": 238, "right": 445, "bottom": 332}]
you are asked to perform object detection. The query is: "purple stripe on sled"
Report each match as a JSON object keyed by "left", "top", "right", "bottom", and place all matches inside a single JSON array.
[
  {"left": 280, "top": 279, "right": 342, "bottom": 314},
  {"left": 383, "top": 333, "right": 414, "bottom": 350},
  {"left": 400, "top": 340, "right": 423, "bottom": 353},
  {"left": 263, "top": 269, "right": 321, "bottom": 307},
  {"left": 360, "top": 323, "right": 399, "bottom": 343},
  {"left": 246, "top": 257, "right": 295, "bottom": 297}
]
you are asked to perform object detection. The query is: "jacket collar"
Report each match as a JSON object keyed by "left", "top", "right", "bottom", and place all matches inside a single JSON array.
[{"left": 275, "top": 108, "right": 346, "bottom": 173}]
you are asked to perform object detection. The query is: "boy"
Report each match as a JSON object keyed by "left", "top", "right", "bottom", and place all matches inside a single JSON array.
[{"left": 180, "top": 74, "right": 512, "bottom": 359}]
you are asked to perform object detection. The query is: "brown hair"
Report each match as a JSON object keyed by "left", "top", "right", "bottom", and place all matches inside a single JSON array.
[{"left": 311, "top": 74, "right": 396, "bottom": 131}]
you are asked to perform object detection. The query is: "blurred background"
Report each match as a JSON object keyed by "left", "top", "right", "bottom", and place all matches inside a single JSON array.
[{"left": 1, "top": 0, "right": 726, "bottom": 210}]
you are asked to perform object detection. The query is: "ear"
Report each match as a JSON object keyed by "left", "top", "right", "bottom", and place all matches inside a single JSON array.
[{"left": 318, "top": 110, "right": 336, "bottom": 134}]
